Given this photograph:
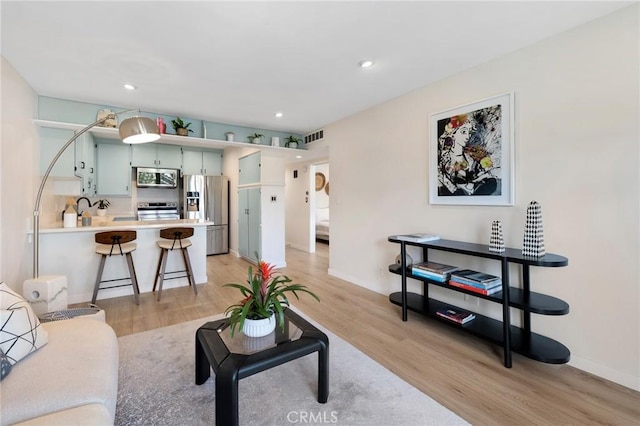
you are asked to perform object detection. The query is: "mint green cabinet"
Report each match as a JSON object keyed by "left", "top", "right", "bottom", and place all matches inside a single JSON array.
[
  {"left": 39, "top": 127, "right": 95, "bottom": 195},
  {"left": 96, "top": 142, "right": 131, "bottom": 195},
  {"left": 239, "top": 152, "right": 261, "bottom": 185},
  {"left": 183, "top": 149, "right": 222, "bottom": 175},
  {"left": 131, "top": 143, "right": 182, "bottom": 169},
  {"left": 75, "top": 132, "right": 95, "bottom": 196},
  {"left": 202, "top": 151, "right": 221, "bottom": 175},
  {"left": 39, "top": 127, "right": 76, "bottom": 178},
  {"left": 238, "top": 187, "right": 261, "bottom": 260}
]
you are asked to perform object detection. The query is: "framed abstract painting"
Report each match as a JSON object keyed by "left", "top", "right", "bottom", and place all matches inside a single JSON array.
[{"left": 429, "top": 92, "right": 514, "bottom": 206}]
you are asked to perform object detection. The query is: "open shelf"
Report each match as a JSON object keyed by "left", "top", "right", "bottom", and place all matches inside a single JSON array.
[
  {"left": 389, "top": 292, "right": 570, "bottom": 364},
  {"left": 388, "top": 264, "right": 569, "bottom": 315},
  {"left": 34, "top": 119, "right": 310, "bottom": 159}
]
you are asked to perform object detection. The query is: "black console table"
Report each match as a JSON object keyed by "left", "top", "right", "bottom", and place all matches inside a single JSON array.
[{"left": 388, "top": 237, "right": 570, "bottom": 367}]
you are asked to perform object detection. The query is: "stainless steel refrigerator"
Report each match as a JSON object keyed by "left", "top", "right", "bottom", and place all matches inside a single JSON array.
[{"left": 181, "top": 175, "right": 229, "bottom": 255}]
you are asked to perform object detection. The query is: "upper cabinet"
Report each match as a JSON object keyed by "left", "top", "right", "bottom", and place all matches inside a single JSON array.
[
  {"left": 239, "top": 152, "right": 261, "bottom": 185},
  {"left": 96, "top": 142, "right": 131, "bottom": 196},
  {"left": 75, "top": 132, "right": 95, "bottom": 196},
  {"left": 239, "top": 152, "right": 286, "bottom": 186},
  {"left": 183, "top": 149, "right": 222, "bottom": 176},
  {"left": 131, "top": 143, "right": 182, "bottom": 169},
  {"left": 39, "top": 127, "right": 95, "bottom": 196},
  {"left": 39, "top": 127, "right": 77, "bottom": 178}
]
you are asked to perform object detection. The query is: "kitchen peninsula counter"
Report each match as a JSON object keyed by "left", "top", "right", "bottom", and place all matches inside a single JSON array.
[
  {"left": 36, "top": 218, "right": 214, "bottom": 304},
  {"left": 39, "top": 218, "right": 213, "bottom": 233}
]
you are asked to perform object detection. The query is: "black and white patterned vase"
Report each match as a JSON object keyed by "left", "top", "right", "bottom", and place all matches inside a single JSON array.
[
  {"left": 489, "top": 220, "right": 505, "bottom": 253},
  {"left": 522, "top": 201, "right": 545, "bottom": 257}
]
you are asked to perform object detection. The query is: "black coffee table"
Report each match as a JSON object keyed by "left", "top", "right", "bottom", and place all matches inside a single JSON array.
[{"left": 195, "top": 308, "right": 329, "bottom": 426}]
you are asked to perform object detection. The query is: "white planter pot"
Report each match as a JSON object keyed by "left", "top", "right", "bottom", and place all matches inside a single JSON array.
[
  {"left": 242, "top": 313, "right": 276, "bottom": 337},
  {"left": 252, "top": 137, "right": 262, "bottom": 144},
  {"left": 287, "top": 142, "right": 298, "bottom": 149},
  {"left": 96, "top": 208, "right": 107, "bottom": 217}
]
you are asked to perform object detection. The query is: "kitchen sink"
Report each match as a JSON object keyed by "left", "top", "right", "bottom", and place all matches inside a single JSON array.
[{"left": 112, "top": 216, "right": 137, "bottom": 222}]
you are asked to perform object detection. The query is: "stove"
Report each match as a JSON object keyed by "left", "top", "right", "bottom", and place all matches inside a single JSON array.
[{"left": 137, "top": 201, "right": 180, "bottom": 221}]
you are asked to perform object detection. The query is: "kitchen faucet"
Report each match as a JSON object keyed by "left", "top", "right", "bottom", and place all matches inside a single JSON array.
[{"left": 76, "top": 197, "right": 92, "bottom": 217}]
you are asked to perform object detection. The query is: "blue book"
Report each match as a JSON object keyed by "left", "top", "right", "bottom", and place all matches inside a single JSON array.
[{"left": 411, "top": 268, "right": 448, "bottom": 282}]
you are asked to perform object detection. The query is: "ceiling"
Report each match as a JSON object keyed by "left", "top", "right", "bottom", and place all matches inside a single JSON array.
[{"left": 1, "top": 1, "right": 631, "bottom": 135}]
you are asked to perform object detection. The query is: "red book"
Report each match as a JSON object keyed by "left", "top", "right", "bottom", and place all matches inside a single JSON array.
[
  {"left": 436, "top": 307, "right": 475, "bottom": 324},
  {"left": 449, "top": 280, "right": 502, "bottom": 295}
]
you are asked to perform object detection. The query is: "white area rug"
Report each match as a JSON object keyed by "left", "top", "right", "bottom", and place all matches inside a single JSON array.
[{"left": 116, "top": 309, "right": 468, "bottom": 426}]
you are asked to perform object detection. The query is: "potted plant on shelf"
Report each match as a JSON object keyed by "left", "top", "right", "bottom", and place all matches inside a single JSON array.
[
  {"left": 92, "top": 199, "right": 110, "bottom": 216},
  {"left": 171, "top": 117, "right": 193, "bottom": 136},
  {"left": 224, "top": 256, "right": 320, "bottom": 337},
  {"left": 285, "top": 135, "right": 302, "bottom": 149},
  {"left": 247, "top": 133, "right": 264, "bottom": 144}
]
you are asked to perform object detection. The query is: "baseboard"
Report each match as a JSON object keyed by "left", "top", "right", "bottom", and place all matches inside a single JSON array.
[
  {"left": 569, "top": 355, "right": 639, "bottom": 392},
  {"left": 287, "top": 242, "right": 310, "bottom": 252},
  {"left": 327, "top": 268, "right": 387, "bottom": 297}
]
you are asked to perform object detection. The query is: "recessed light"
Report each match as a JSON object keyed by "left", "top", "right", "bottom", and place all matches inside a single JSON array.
[
  {"left": 275, "top": 112, "right": 283, "bottom": 118},
  {"left": 124, "top": 83, "right": 137, "bottom": 90},
  {"left": 296, "top": 155, "right": 302, "bottom": 159},
  {"left": 359, "top": 60, "right": 374, "bottom": 68}
]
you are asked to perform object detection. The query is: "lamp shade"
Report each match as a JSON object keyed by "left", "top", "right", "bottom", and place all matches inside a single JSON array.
[{"left": 119, "top": 116, "right": 161, "bottom": 144}]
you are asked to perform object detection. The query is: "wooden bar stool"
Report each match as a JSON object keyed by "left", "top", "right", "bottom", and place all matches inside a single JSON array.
[
  {"left": 153, "top": 227, "right": 198, "bottom": 301},
  {"left": 92, "top": 230, "right": 140, "bottom": 305}
]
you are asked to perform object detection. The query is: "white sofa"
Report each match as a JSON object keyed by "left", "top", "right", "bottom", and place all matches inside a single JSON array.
[{"left": 0, "top": 316, "right": 119, "bottom": 425}]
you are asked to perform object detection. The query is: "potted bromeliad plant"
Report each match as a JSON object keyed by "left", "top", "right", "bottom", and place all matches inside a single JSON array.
[
  {"left": 224, "top": 256, "right": 320, "bottom": 337},
  {"left": 171, "top": 117, "right": 193, "bottom": 136}
]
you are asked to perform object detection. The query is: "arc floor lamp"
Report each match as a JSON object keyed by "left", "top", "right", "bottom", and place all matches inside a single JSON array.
[{"left": 32, "top": 109, "right": 160, "bottom": 278}]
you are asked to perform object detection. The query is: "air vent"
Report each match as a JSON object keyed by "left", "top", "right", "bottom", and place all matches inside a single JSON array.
[{"left": 304, "top": 129, "right": 324, "bottom": 144}]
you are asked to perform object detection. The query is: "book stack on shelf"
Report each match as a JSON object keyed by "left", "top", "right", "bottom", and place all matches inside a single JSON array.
[
  {"left": 411, "top": 261, "right": 458, "bottom": 282},
  {"left": 390, "top": 233, "right": 440, "bottom": 243},
  {"left": 449, "top": 269, "right": 502, "bottom": 295},
  {"left": 436, "top": 306, "right": 476, "bottom": 324}
]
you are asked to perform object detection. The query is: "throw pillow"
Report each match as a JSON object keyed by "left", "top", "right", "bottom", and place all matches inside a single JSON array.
[
  {"left": 0, "top": 348, "right": 11, "bottom": 380},
  {"left": 0, "top": 282, "right": 48, "bottom": 364}
]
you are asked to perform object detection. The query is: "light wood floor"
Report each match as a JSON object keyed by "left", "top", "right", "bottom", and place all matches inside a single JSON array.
[{"left": 81, "top": 244, "right": 639, "bottom": 425}]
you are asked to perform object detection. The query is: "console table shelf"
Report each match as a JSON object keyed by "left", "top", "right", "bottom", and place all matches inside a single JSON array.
[
  {"left": 388, "top": 264, "right": 569, "bottom": 315},
  {"left": 389, "top": 292, "right": 570, "bottom": 364},
  {"left": 388, "top": 236, "right": 570, "bottom": 367}
]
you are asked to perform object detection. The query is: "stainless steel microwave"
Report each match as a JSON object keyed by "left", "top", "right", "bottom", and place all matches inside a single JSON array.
[{"left": 136, "top": 168, "right": 178, "bottom": 188}]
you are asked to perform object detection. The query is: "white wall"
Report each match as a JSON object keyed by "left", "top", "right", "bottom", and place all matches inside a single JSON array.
[
  {"left": 285, "top": 163, "right": 312, "bottom": 252},
  {"left": 323, "top": 7, "right": 639, "bottom": 390},
  {"left": 285, "top": 159, "right": 331, "bottom": 252},
  {"left": 0, "top": 57, "right": 38, "bottom": 287}
]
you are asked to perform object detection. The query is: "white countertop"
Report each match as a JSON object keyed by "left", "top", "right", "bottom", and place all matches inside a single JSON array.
[{"left": 39, "top": 218, "right": 214, "bottom": 234}]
